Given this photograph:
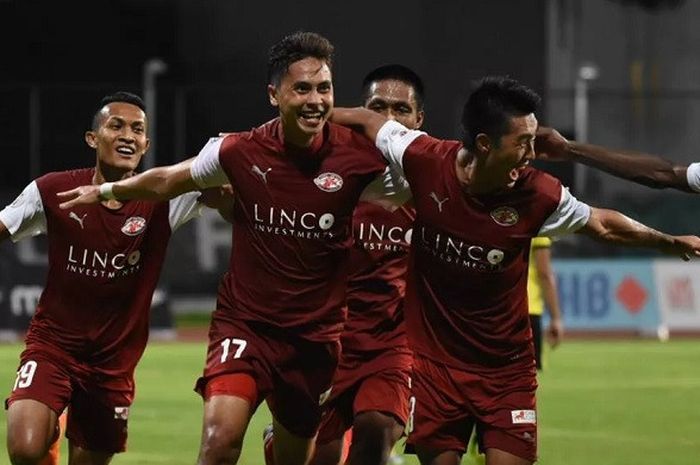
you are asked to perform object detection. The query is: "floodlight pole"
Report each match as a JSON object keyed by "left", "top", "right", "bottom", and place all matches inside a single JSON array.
[{"left": 573, "top": 63, "right": 599, "bottom": 198}]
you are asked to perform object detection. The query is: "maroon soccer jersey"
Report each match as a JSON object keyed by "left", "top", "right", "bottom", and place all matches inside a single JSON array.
[
  {"left": 398, "top": 136, "right": 562, "bottom": 369},
  {"left": 342, "top": 201, "right": 415, "bottom": 355},
  {"left": 28, "top": 169, "right": 174, "bottom": 376},
  {"left": 192, "top": 119, "right": 387, "bottom": 342}
]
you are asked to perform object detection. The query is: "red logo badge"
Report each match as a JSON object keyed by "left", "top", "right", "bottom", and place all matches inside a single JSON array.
[
  {"left": 121, "top": 216, "right": 147, "bottom": 236},
  {"left": 314, "top": 172, "right": 343, "bottom": 192}
]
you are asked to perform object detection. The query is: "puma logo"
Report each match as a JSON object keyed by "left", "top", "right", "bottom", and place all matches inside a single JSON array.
[
  {"left": 69, "top": 211, "right": 87, "bottom": 229},
  {"left": 429, "top": 192, "right": 449, "bottom": 212},
  {"left": 252, "top": 165, "right": 272, "bottom": 184}
]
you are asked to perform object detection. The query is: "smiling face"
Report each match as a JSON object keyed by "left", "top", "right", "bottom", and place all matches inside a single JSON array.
[
  {"left": 479, "top": 113, "right": 538, "bottom": 187},
  {"left": 364, "top": 79, "right": 424, "bottom": 130},
  {"left": 85, "top": 102, "right": 149, "bottom": 172},
  {"left": 267, "top": 56, "right": 333, "bottom": 147}
]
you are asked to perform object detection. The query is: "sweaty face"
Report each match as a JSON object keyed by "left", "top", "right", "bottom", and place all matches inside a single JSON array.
[
  {"left": 86, "top": 102, "right": 149, "bottom": 171},
  {"left": 364, "top": 79, "right": 423, "bottom": 130},
  {"left": 484, "top": 113, "right": 538, "bottom": 187},
  {"left": 269, "top": 57, "right": 333, "bottom": 146}
]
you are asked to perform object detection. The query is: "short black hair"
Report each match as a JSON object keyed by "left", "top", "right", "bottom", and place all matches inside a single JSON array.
[
  {"left": 361, "top": 64, "right": 425, "bottom": 110},
  {"left": 267, "top": 31, "right": 334, "bottom": 86},
  {"left": 461, "top": 76, "right": 541, "bottom": 150},
  {"left": 92, "top": 91, "right": 146, "bottom": 130}
]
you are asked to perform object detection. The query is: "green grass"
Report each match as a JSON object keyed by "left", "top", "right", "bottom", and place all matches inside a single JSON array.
[{"left": 2, "top": 340, "right": 700, "bottom": 464}]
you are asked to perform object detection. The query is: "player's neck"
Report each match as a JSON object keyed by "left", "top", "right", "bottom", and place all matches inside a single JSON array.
[
  {"left": 281, "top": 124, "right": 325, "bottom": 154},
  {"left": 456, "top": 150, "right": 506, "bottom": 194},
  {"left": 93, "top": 163, "right": 135, "bottom": 209},
  {"left": 93, "top": 164, "right": 136, "bottom": 184}
]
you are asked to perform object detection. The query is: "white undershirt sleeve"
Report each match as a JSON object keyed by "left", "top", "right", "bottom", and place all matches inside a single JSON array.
[
  {"left": 686, "top": 162, "right": 700, "bottom": 193},
  {"left": 168, "top": 192, "right": 204, "bottom": 231},
  {"left": 190, "top": 137, "right": 230, "bottom": 189},
  {"left": 375, "top": 120, "right": 426, "bottom": 173},
  {"left": 0, "top": 181, "right": 47, "bottom": 242},
  {"left": 538, "top": 186, "right": 592, "bottom": 237}
]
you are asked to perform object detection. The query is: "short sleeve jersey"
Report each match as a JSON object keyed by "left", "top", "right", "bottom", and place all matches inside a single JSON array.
[
  {"left": 191, "top": 119, "right": 387, "bottom": 342},
  {"left": 0, "top": 168, "right": 201, "bottom": 376},
  {"left": 375, "top": 122, "right": 590, "bottom": 370},
  {"left": 342, "top": 201, "right": 415, "bottom": 356}
]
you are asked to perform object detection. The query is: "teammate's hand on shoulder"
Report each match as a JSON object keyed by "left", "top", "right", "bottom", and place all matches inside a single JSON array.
[{"left": 535, "top": 127, "right": 570, "bottom": 161}]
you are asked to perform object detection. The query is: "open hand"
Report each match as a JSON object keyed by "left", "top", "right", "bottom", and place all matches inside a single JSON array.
[{"left": 57, "top": 185, "right": 102, "bottom": 209}]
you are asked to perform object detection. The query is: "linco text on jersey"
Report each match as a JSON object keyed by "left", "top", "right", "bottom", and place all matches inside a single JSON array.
[
  {"left": 355, "top": 222, "right": 412, "bottom": 252},
  {"left": 252, "top": 204, "right": 336, "bottom": 240},
  {"left": 65, "top": 245, "right": 142, "bottom": 278},
  {"left": 415, "top": 225, "right": 506, "bottom": 271}
]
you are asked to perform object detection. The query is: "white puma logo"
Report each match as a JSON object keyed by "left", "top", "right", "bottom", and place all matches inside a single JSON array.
[
  {"left": 252, "top": 165, "right": 272, "bottom": 184},
  {"left": 69, "top": 211, "right": 87, "bottom": 229},
  {"left": 429, "top": 192, "right": 449, "bottom": 212}
]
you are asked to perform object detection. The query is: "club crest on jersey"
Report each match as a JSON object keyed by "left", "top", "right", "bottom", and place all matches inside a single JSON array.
[
  {"left": 490, "top": 206, "right": 519, "bottom": 227},
  {"left": 314, "top": 172, "right": 343, "bottom": 192},
  {"left": 121, "top": 216, "right": 147, "bottom": 236}
]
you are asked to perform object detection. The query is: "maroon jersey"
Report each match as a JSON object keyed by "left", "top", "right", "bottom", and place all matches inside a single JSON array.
[
  {"left": 342, "top": 202, "right": 415, "bottom": 356},
  {"left": 192, "top": 119, "right": 387, "bottom": 342},
  {"left": 29, "top": 169, "right": 174, "bottom": 376},
  {"left": 400, "top": 136, "right": 562, "bottom": 370}
]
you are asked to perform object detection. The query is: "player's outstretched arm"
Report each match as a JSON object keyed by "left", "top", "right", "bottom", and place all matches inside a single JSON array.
[
  {"left": 330, "top": 107, "right": 388, "bottom": 142},
  {"left": 58, "top": 158, "right": 200, "bottom": 209},
  {"left": 535, "top": 127, "right": 692, "bottom": 192},
  {"left": 578, "top": 207, "right": 700, "bottom": 260}
]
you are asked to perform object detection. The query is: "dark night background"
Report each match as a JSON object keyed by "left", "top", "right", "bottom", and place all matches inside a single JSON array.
[{"left": 0, "top": 0, "right": 548, "bottom": 188}]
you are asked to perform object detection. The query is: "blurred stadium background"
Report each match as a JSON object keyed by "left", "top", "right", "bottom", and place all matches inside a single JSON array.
[{"left": 1, "top": 0, "right": 699, "bottom": 463}]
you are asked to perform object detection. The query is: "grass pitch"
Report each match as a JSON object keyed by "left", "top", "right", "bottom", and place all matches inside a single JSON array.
[{"left": 2, "top": 339, "right": 700, "bottom": 464}]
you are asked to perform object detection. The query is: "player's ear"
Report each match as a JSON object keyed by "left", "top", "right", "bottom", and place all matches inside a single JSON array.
[
  {"left": 85, "top": 131, "right": 98, "bottom": 149},
  {"left": 475, "top": 133, "right": 491, "bottom": 154},
  {"left": 268, "top": 84, "right": 279, "bottom": 107},
  {"left": 415, "top": 110, "right": 425, "bottom": 129}
]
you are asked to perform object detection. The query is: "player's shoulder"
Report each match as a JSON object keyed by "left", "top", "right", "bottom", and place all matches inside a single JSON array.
[
  {"left": 517, "top": 167, "right": 562, "bottom": 201},
  {"left": 531, "top": 236, "right": 552, "bottom": 248},
  {"left": 221, "top": 118, "right": 281, "bottom": 152},
  {"left": 406, "top": 133, "right": 462, "bottom": 159},
  {"left": 35, "top": 168, "right": 94, "bottom": 193}
]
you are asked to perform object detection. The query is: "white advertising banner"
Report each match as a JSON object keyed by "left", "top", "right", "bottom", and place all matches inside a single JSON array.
[{"left": 653, "top": 260, "right": 700, "bottom": 330}]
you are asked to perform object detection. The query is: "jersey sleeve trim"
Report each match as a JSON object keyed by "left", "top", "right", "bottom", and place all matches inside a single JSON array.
[
  {"left": 375, "top": 120, "right": 426, "bottom": 172},
  {"left": 687, "top": 162, "right": 700, "bottom": 193},
  {"left": 538, "top": 186, "right": 591, "bottom": 237},
  {"left": 190, "top": 137, "right": 230, "bottom": 189},
  {"left": 0, "top": 181, "right": 47, "bottom": 242},
  {"left": 168, "top": 192, "right": 204, "bottom": 231}
]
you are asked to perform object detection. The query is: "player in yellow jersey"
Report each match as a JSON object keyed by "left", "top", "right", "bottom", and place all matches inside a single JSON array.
[{"left": 527, "top": 237, "right": 563, "bottom": 369}]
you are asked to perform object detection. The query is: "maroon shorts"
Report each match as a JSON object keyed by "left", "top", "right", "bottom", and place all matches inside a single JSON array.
[
  {"left": 5, "top": 345, "right": 134, "bottom": 453},
  {"left": 195, "top": 316, "right": 340, "bottom": 438},
  {"left": 406, "top": 355, "right": 538, "bottom": 462},
  {"left": 316, "top": 349, "right": 412, "bottom": 444}
]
